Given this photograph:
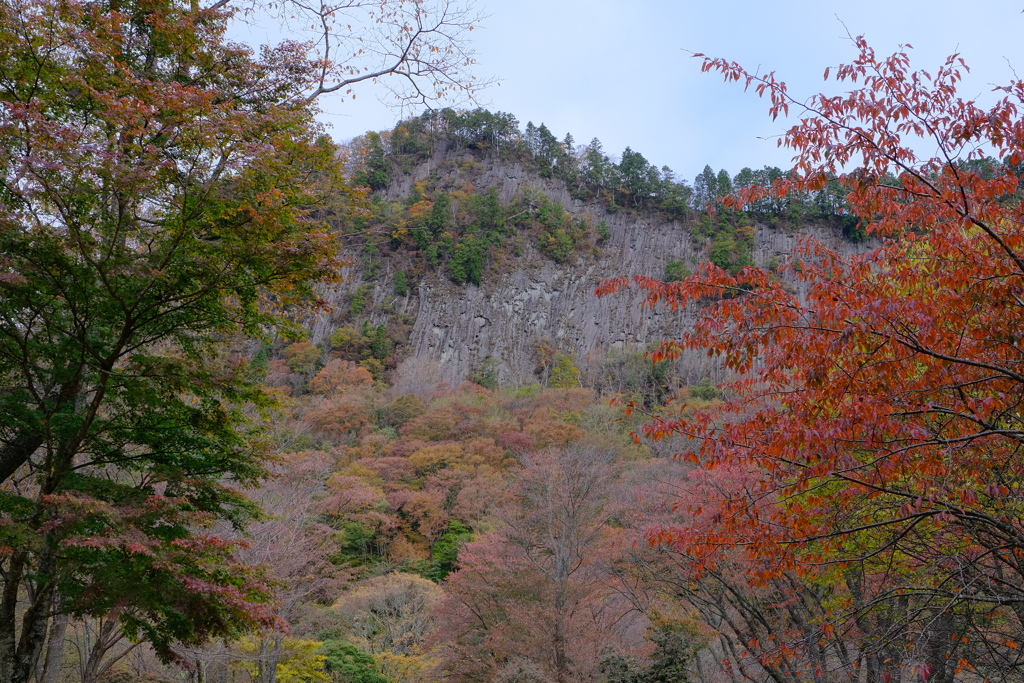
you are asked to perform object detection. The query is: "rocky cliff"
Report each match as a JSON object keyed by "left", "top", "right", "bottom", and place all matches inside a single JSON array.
[{"left": 308, "top": 147, "right": 866, "bottom": 386}]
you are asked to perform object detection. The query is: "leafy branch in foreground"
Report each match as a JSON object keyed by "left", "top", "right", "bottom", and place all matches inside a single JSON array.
[
  {"left": 0, "top": 0, "right": 465, "bottom": 678},
  {"left": 599, "top": 35, "right": 1024, "bottom": 682}
]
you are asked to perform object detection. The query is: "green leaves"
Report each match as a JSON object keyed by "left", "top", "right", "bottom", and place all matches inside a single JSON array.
[{"left": 0, "top": 0, "right": 350, "bottom": 674}]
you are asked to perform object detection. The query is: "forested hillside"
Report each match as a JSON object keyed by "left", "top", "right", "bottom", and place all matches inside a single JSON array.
[{"left": 5, "top": 1, "right": 1024, "bottom": 682}]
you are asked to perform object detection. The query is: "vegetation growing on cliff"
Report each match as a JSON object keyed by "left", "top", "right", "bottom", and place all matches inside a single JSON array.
[{"left": 336, "top": 106, "right": 885, "bottom": 290}]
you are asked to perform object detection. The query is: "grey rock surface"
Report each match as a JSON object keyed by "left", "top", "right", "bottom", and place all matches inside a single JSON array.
[{"left": 309, "top": 155, "right": 867, "bottom": 385}]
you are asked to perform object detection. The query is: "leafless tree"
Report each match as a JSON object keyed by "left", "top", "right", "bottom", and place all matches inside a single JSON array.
[{"left": 219, "top": 0, "right": 492, "bottom": 109}]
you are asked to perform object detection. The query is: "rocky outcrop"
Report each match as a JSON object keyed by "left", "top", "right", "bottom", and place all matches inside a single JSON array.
[{"left": 308, "top": 153, "right": 867, "bottom": 385}]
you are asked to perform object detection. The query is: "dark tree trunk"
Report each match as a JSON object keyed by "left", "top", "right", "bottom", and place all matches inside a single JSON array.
[
  {"left": 922, "top": 609, "right": 956, "bottom": 683},
  {"left": 10, "top": 579, "right": 55, "bottom": 683},
  {"left": 0, "top": 432, "right": 44, "bottom": 485},
  {"left": 2, "top": 541, "right": 59, "bottom": 683}
]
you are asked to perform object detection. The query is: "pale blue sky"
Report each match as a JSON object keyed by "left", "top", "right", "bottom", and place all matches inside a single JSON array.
[{"left": 238, "top": 1, "right": 1024, "bottom": 182}]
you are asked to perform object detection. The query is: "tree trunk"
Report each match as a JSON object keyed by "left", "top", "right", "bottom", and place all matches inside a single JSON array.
[
  {"left": 922, "top": 609, "right": 955, "bottom": 683},
  {"left": 0, "top": 548, "right": 28, "bottom": 681},
  {"left": 40, "top": 610, "right": 69, "bottom": 683},
  {"left": 10, "top": 584, "right": 55, "bottom": 683},
  {"left": 553, "top": 587, "right": 567, "bottom": 683},
  {"left": 1, "top": 546, "right": 57, "bottom": 683},
  {"left": 0, "top": 432, "right": 44, "bottom": 485},
  {"left": 256, "top": 634, "right": 283, "bottom": 683},
  {"left": 82, "top": 614, "right": 122, "bottom": 683}
]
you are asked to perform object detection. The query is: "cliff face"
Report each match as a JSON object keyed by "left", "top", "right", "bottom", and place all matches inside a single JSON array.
[{"left": 309, "top": 149, "right": 866, "bottom": 385}]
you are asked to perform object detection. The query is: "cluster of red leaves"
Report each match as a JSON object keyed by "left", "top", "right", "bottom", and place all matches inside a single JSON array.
[
  {"left": 37, "top": 492, "right": 280, "bottom": 661},
  {"left": 599, "top": 36, "right": 1024, "bottom": 679}
]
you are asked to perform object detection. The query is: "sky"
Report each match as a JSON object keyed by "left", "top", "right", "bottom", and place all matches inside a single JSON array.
[{"left": 237, "top": 0, "right": 1024, "bottom": 183}]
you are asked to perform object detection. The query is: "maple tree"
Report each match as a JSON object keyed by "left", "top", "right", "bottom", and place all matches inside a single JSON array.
[
  {"left": 0, "top": 0, "right": 484, "bottom": 679},
  {"left": 599, "top": 36, "right": 1024, "bottom": 681}
]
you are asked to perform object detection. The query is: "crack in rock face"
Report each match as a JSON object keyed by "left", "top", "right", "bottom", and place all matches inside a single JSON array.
[{"left": 311, "top": 157, "right": 867, "bottom": 386}]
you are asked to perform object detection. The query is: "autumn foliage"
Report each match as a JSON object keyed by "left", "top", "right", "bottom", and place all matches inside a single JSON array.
[
  {"left": 0, "top": 0, "right": 486, "bottom": 677},
  {"left": 599, "top": 37, "right": 1024, "bottom": 681},
  {"left": 15, "top": 0, "right": 1024, "bottom": 675}
]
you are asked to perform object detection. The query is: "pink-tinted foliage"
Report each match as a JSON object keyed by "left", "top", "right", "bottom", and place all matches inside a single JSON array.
[{"left": 434, "top": 444, "right": 646, "bottom": 682}]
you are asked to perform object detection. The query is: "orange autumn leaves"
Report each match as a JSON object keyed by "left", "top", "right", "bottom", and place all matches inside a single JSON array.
[{"left": 600, "top": 37, "right": 1024, "bottom": 679}]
